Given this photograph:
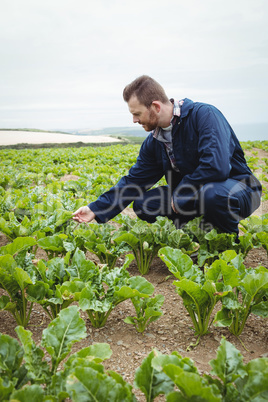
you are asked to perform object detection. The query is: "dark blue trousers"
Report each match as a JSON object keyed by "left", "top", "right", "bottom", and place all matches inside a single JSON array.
[{"left": 132, "top": 178, "right": 262, "bottom": 234}]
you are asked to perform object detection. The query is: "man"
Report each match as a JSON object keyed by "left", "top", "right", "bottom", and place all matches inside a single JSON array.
[{"left": 73, "top": 75, "right": 262, "bottom": 235}]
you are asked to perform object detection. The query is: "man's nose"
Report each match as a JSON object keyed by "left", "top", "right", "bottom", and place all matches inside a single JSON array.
[{"left": 133, "top": 116, "right": 139, "bottom": 124}]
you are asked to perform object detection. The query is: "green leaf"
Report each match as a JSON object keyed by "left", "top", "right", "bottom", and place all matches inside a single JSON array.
[
  {"left": 158, "top": 247, "right": 195, "bottom": 279},
  {"left": 122, "top": 253, "right": 135, "bottom": 269},
  {"left": 113, "top": 232, "right": 139, "bottom": 249},
  {"left": 235, "top": 358, "right": 268, "bottom": 401},
  {"left": 0, "top": 376, "right": 15, "bottom": 401},
  {"left": 0, "top": 237, "right": 36, "bottom": 256},
  {"left": 15, "top": 326, "right": 50, "bottom": 383},
  {"left": 163, "top": 364, "right": 221, "bottom": 401},
  {"left": 241, "top": 271, "right": 268, "bottom": 297},
  {"left": 37, "top": 235, "right": 66, "bottom": 252},
  {"left": 213, "top": 308, "right": 233, "bottom": 328},
  {"left": 0, "top": 333, "right": 24, "bottom": 378},
  {"left": 66, "top": 248, "right": 97, "bottom": 282},
  {"left": 251, "top": 301, "right": 268, "bottom": 317},
  {"left": 173, "top": 278, "right": 209, "bottom": 309},
  {"left": 128, "top": 276, "right": 155, "bottom": 295},
  {"left": 151, "top": 351, "right": 197, "bottom": 374},
  {"left": 13, "top": 267, "right": 33, "bottom": 291},
  {"left": 66, "top": 366, "right": 136, "bottom": 401},
  {"left": 134, "top": 350, "right": 174, "bottom": 401},
  {"left": 41, "top": 306, "right": 87, "bottom": 373},
  {"left": 221, "top": 263, "right": 240, "bottom": 288},
  {"left": 66, "top": 343, "right": 112, "bottom": 364},
  {"left": 210, "top": 337, "right": 246, "bottom": 384},
  {"left": 10, "top": 384, "right": 46, "bottom": 402},
  {"left": 0, "top": 216, "right": 13, "bottom": 238}
]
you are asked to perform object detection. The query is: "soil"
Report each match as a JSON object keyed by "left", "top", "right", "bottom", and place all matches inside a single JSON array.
[{"left": 0, "top": 147, "right": 268, "bottom": 401}]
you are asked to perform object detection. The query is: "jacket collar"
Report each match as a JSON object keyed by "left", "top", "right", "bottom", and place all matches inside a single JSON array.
[
  {"left": 180, "top": 98, "right": 194, "bottom": 118},
  {"left": 153, "top": 98, "right": 194, "bottom": 137}
]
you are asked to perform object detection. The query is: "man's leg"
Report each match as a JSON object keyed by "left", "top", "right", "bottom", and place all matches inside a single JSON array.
[
  {"left": 198, "top": 178, "right": 262, "bottom": 234},
  {"left": 133, "top": 186, "right": 198, "bottom": 225}
]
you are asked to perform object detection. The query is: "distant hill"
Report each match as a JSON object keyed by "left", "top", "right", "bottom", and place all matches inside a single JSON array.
[
  {"left": 62, "top": 123, "right": 268, "bottom": 141},
  {"left": 64, "top": 127, "right": 147, "bottom": 137},
  {"left": 2, "top": 122, "right": 266, "bottom": 142}
]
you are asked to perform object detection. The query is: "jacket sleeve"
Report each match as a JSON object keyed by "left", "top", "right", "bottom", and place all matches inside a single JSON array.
[
  {"left": 89, "top": 136, "right": 164, "bottom": 222},
  {"left": 173, "top": 104, "right": 235, "bottom": 212}
]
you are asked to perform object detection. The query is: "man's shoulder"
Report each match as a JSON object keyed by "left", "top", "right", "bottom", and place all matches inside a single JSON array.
[{"left": 181, "top": 99, "right": 222, "bottom": 120}]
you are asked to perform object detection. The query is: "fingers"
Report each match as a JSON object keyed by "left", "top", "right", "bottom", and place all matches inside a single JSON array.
[
  {"left": 73, "top": 206, "right": 90, "bottom": 216},
  {"left": 171, "top": 198, "right": 178, "bottom": 214},
  {"left": 72, "top": 206, "right": 96, "bottom": 223}
]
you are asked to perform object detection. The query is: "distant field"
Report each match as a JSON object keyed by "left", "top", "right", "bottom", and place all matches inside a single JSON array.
[{"left": 0, "top": 130, "right": 122, "bottom": 146}]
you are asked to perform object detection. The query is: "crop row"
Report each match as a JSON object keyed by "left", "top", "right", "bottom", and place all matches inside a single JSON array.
[
  {"left": 0, "top": 142, "right": 268, "bottom": 401},
  {"left": 2, "top": 305, "right": 268, "bottom": 401},
  {"left": 0, "top": 213, "right": 267, "bottom": 342}
]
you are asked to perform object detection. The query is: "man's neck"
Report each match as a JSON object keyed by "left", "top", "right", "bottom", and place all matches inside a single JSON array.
[{"left": 159, "top": 101, "right": 174, "bottom": 128}]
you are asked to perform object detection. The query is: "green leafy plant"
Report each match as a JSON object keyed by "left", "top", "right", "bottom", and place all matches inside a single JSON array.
[
  {"left": 212, "top": 250, "right": 268, "bottom": 339},
  {"left": 144, "top": 337, "right": 268, "bottom": 401},
  {"left": 113, "top": 217, "right": 179, "bottom": 275},
  {"left": 239, "top": 213, "right": 268, "bottom": 234},
  {"left": 0, "top": 237, "right": 37, "bottom": 327},
  {"left": 0, "top": 212, "right": 40, "bottom": 240},
  {"left": 0, "top": 306, "right": 116, "bottom": 401},
  {"left": 158, "top": 247, "right": 227, "bottom": 349},
  {"left": 37, "top": 234, "right": 70, "bottom": 258},
  {"left": 26, "top": 256, "right": 72, "bottom": 320},
  {"left": 73, "top": 222, "right": 130, "bottom": 269},
  {"left": 183, "top": 217, "right": 243, "bottom": 266},
  {"left": 124, "top": 293, "right": 164, "bottom": 333},
  {"left": 78, "top": 257, "right": 156, "bottom": 328}
]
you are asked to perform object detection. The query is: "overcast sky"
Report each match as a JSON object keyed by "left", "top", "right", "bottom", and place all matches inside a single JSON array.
[{"left": 0, "top": 0, "right": 267, "bottom": 131}]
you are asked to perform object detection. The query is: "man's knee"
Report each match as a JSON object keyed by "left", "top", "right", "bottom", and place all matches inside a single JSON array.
[
  {"left": 133, "top": 198, "right": 143, "bottom": 215},
  {"left": 199, "top": 184, "right": 221, "bottom": 214}
]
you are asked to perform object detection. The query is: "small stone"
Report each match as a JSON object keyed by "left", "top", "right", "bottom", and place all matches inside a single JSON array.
[
  {"left": 145, "top": 333, "right": 156, "bottom": 338},
  {"left": 117, "top": 340, "right": 123, "bottom": 346},
  {"left": 173, "top": 330, "right": 179, "bottom": 335},
  {"left": 261, "top": 352, "right": 268, "bottom": 358}
]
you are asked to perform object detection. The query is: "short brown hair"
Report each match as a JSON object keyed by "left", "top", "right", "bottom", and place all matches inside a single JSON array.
[{"left": 123, "top": 75, "right": 169, "bottom": 107}]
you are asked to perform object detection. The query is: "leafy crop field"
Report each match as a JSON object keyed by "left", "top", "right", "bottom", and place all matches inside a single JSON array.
[{"left": 0, "top": 141, "right": 267, "bottom": 401}]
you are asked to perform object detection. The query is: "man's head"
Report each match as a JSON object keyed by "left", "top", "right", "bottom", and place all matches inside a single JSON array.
[
  {"left": 123, "top": 75, "right": 169, "bottom": 107},
  {"left": 123, "top": 75, "right": 172, "bottom": 131}
]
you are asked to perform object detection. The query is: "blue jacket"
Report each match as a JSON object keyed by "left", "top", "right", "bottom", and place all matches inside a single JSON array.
[{"left": 89, "top": 98, "right": 261, "bottom": 223}]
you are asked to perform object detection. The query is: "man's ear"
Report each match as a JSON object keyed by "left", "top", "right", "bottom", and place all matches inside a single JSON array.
[{"left": 151, "top": 101, "right": 161, "bottom": 113}]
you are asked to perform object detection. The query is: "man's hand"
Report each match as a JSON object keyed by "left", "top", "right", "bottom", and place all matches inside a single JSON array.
[
  {"left": 171, "top": 198, "right": 178, "bottom": 214},
  {"left": 72, "top": 206, "right": 96, "bottom": 223}
]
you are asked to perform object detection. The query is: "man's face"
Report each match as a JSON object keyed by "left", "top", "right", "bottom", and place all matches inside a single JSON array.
[{"left": 128, "top": 95, "right": 159, "bottom": 132}]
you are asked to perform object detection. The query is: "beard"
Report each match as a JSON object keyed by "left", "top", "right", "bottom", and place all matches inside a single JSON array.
[{"left": 141, "top": 108, "right": 159, "bottom": 132}]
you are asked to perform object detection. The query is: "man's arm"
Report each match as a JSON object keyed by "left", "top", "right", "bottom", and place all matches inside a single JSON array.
[{"left": 73, "top": 135, "right": 164, "bottom": 223}]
